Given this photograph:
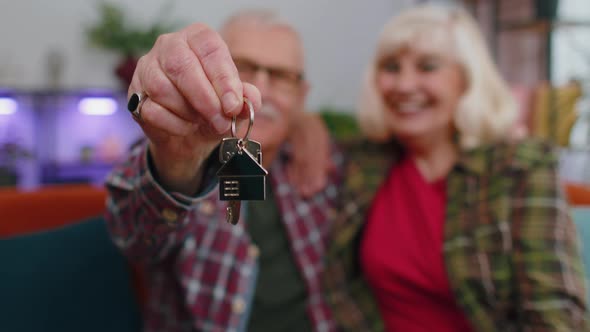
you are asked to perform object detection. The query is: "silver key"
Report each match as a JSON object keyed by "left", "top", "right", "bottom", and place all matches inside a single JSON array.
[
  {"left": 226, "top": 201, "right": 241, "bottom": 225},
  {"left": 219, "top": 137, "right": 262, "bottom": 164}
]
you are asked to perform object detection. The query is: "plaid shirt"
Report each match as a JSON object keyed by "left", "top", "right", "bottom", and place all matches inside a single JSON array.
[
  {"left": 323, "top": 138, "right": 588, "bottom": 331},
  {"left": 105, "top": 142, "right": 342, "bottom": 332}
]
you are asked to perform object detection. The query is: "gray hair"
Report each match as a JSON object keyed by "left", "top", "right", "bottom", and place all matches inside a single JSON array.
[{"left": 219, "top": 9, "right": 296, "bottom": 37}]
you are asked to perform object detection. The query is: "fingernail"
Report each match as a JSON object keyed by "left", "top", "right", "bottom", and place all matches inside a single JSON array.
[
  {"left": 211, "top": 113, "right": 231, "bottom": 133},
  {"left": 222, "top": 92, "right": 241, "bottom": 115}
]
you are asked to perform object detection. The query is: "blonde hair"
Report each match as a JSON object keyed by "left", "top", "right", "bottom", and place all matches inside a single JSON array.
[{"left": 358, "top": 4, "right": 517, "bottom": 149}]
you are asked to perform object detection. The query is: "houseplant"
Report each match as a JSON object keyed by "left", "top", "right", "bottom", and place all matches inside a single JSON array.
[
  {"left": 318, "top": 106, "right": 360, "bottom": 140},
  {"left": 86, "top": 2, "right": 179, "bottom": 87}
]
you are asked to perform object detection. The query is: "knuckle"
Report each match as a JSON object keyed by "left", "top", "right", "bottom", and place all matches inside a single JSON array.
[
  {"left": 185, "top": 22, "right": 210, "bottom": 34},
  {"left": 190, "top": 28, "right": 225, "bottom": 62},
  {"left": 154, "top": 33, "right": 171, "bottom": 47},
  {"left": 155, "top": 32, "right": 195, "bottom": 82},
  {"left": 155, "top": 33, "right": 167, "bottom": 44},
  {"left": 142, "top": 66, "right": 169, "bottom": 101},
  {"left": 134, "top": 55, "right": 150, "bottom": 86},
  {"left": 135, "top": 54, "right": 148, "bottom": 72},
  {"left": 212, "top": 71, "right": 236, "bottom": 91},
  {"left": 160, "top": 49, "right": 194, "bottom": 82}
]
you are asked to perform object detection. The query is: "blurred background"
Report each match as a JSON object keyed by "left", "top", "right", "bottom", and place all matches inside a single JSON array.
[
  {"left": 0, "top": 2, "right": 589, "bottom": 331},
  {"left": 0, "top": 0, "right": 410, "bottom": 188},
  {"left": 0, "top": 0, "right": 588, "bottom": 191}
]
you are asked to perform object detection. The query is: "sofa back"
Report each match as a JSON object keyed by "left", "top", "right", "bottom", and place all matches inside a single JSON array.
[
  {"left": 0, "top": 184, "right": 107, "bottom": 237},
  {"left": 0, "top": 185, "right": 144, "bottom": 331}
]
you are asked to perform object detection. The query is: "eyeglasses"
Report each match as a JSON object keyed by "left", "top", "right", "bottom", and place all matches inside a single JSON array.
[{"left": 233, "top": 58, "right": 304, "bottom": 92}]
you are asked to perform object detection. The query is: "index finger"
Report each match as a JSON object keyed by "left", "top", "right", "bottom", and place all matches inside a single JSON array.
[{"left": 185, "top": 24, "right": 244, "bottom": 117}]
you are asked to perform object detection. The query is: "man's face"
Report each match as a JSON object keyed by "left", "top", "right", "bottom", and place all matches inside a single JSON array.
[{"left": 223, "top": 21, "right": 308, "bottom": 156}]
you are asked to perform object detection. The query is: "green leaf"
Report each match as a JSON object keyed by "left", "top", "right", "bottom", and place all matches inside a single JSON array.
[{"left": 85, "top": 1, "right": 180, "bottom": 57}]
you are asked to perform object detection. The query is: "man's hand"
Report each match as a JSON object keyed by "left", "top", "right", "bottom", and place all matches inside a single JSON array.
[
  {"left": 287, "top": 112, "right": 334, "bottom": 198},
  {"left": 128, "top": 23, "right": 261, "bottom": 195}
]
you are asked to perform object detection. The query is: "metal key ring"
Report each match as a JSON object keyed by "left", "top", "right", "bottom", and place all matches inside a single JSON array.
[{"left": 231, "top": 98, "right": 254, "bottom": 141}]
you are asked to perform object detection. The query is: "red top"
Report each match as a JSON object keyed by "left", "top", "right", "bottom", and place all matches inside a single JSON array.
[{"left": 360, "top": 157, "right": 473, "bottom": 332}]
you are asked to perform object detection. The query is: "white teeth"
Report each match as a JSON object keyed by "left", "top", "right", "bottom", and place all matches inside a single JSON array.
[
  {"left": 397, "top": 102, "right": 425, "bottom": 114},
  {"left": 258, "top": 104, "right": 280, "bottom": 120}
]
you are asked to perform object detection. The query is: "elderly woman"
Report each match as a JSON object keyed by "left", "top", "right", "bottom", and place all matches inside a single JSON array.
[{"left": 322, "top": 4, "right": 588, "bottom": 332}]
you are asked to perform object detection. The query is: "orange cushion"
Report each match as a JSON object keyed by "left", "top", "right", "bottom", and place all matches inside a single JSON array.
[
  {"left": 564, "top": 182, "right": 590, "bottom": 206},
  {"left": 0, "top": 184, "right": 106, "bottom": 237}
]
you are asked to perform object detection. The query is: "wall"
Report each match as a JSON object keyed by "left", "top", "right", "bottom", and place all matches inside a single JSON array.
[
  {"left": 553, "top": 0, "right": 590, "bottom": 86},
  {"left": 0, "top": 0, "right": 415, "bottom": 111}
]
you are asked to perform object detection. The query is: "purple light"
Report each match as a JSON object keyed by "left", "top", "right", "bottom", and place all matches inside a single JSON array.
[
  {"left": 78, "top": 97, "right": 118, "bottom": 116},
  {"left": 0, "top": 97, "right": 17, "bottom": 115}
]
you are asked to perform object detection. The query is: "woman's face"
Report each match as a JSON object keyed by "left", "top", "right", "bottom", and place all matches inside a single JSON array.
[{"left": 375, "top": 47, "right": 466, "bottom": 144}]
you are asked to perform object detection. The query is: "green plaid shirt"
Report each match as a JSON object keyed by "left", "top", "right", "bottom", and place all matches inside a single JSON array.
[{"left": 323, "top": 138, "right": 588, "bottom": 331}]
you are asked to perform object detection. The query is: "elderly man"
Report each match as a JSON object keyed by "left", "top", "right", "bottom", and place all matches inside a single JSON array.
[{"left": 105, "top": 10, "right": 339, "bottom": 332}]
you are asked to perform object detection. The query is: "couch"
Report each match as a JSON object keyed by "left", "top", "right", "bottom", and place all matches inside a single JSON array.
[
  {"left": 0, "top": 183, "right": 588, "bottom": 332},
  {"left": 0, "top": 184, "right": 143, "bottom": 332}
]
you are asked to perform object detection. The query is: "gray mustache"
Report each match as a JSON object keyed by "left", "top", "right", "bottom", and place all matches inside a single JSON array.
[{"left": 258, "top": 104, "right": 280, "bottom": 120}]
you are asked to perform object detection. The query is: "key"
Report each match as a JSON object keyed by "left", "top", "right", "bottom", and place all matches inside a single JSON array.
[
  {"left": 226, "top": 201, "right": 241, "bottom": 225},
  {"left": 219, "top": 137, "right": 262, "bottom": 164},
  {"left": 216, "top": 98, "right": 268, "bottom": 225}
]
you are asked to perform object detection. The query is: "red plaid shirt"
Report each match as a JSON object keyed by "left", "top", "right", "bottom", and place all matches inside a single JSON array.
[{"left": 105, "top": 142, "right": 342, "bottom": 332}]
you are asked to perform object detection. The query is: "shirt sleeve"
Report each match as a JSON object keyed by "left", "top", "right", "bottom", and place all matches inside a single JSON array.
[
  {"left": 510, "top": 149, "right": 589, "bottom": 330},
  {"left": 104, "top": 141, "right": 220, "bottom": 265}
]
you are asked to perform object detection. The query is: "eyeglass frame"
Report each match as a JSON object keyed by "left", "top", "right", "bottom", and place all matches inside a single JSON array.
[{"left": 233, "top": 57, "right": 305, "bottom": 93}]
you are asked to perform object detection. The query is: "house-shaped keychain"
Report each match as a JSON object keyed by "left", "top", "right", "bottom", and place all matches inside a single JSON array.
[{"left": 216, "top": 149, "right": 268, "bottom": 201}]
